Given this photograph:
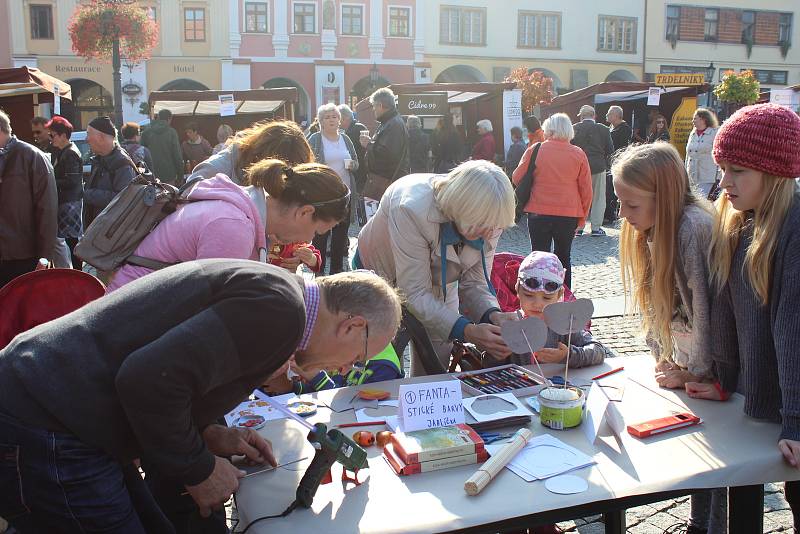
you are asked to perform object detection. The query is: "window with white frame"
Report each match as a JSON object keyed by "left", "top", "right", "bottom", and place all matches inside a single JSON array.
[
  {"left": 598, "top": 16, "right": 636, "bottom": 52},
  {"left": 666, "top": 5, "right": 679, "bottom": 40},
  {"left": 518, "top": 11, "right": 560, "bottom": 49},
  {"left": 704, "top": 8, "right": 718, "bottom": 41},
  {"left": 342, "top": 4, "right": 363, "bottom": 35},
  {"left": 293, "top": 2, "right": 316, "bottom": 34},
  {"left": 741, "top": 10, "right": 755, "bottom": 43},
  {"left": 779, "top": 13, "right": 792, "bottom": 44},
  {"left": 389, "top": 6, "right": 411, "bottom": 37},
  {"left": 30, "top": 4, "right": 54, "bottom": 40},
  {"left": 440, "top": 6, "right": 485, "bottom": 46},
  {"left": 184, "top": 8, "right": 206, "bottom": 42},
  {"left": 245, "top": 2, "right": 268, "bottom": 33}
]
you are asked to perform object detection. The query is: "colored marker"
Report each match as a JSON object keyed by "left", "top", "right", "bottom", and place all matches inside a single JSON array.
[{"left": 592, "top": 367, "right": 625, "bottom": 380}]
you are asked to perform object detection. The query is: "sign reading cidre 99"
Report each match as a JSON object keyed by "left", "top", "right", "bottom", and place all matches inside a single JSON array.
[{"left": 398, "top": 92, "right": 448, "bottom": 117}]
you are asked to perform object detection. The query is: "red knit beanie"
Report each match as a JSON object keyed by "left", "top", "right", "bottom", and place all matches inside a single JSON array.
[{"left": 713, "top": 103, "right": 800, "bottom": 178}]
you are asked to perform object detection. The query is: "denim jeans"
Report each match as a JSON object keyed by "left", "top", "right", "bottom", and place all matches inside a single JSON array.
[{"left": 0, "top": 409, "right": 147, "bottom": 534}]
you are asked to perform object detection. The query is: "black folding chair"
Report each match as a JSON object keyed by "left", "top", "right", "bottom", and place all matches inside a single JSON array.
[{"left": 392, "top": 306, "right": 447, "bottom": 376}]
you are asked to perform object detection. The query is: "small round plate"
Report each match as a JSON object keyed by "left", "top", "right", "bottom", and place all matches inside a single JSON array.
[
  {"left": 544, "top": 474, "right": 589, "bottom": 495},
  {"left": 357, "top": 389, "right": 391, "bottom": 401},
  {"left": 234, "top": 414, "right": 266, "bottom": 430},
  {"left": 288, "top": 401, "right": 317, "bottom": 417}
]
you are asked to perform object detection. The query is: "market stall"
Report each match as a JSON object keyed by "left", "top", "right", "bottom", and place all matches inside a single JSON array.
[
  {"left": 355, "top": 82, "right": 521, "bottom": 162},
  {"left": 0, "top": 66, "right": 72, "bottom": 141},
  {"left": 148, "top": 88, "right": 299, "bottom": 144}
]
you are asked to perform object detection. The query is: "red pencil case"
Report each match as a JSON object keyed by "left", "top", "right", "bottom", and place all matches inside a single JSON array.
[{"left": 627, "top": 412, "right": 701, "bottom": 438}]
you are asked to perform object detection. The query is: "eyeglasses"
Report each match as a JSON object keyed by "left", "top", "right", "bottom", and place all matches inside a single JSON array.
[
  {"left": 519, "top": 276, "right": 562, "bottom": 294},
  {"left": 363, "top": 321, "right": 370, "bottom": 361}
]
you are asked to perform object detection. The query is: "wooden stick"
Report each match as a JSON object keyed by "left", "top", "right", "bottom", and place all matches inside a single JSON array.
[{"left": 464, "top": 427, "right": 533, "bottom": 496}]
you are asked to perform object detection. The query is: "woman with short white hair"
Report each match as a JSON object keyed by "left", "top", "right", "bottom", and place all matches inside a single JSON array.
[
  {"left": 355, "top": 160, "right": 517, "bottom": 374},
  {"left": 511, "top": 113, "right": 592, "bottom": 287},
  {"left": 307, "top": 102, "right": 359, "bottom": 274},
  {"left": 472, "top": 119, "right": 496, "bottom": 161}
]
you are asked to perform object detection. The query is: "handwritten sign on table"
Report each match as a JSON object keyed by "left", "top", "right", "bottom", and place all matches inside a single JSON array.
[{"left": 398, "top": 380, "right": 464, "bottom": 432}]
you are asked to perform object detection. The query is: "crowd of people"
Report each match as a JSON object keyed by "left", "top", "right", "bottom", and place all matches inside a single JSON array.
[{"left": 0, "top": 87, "right": 798, "bottom": 534}]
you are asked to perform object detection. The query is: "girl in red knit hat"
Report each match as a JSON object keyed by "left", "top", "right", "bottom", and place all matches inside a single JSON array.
[
  {"left": 686, "top": 103, "right": 800, "bottom": 528},
  {"left": 613, "top": 142, "right": 723, "bottom": 533}
]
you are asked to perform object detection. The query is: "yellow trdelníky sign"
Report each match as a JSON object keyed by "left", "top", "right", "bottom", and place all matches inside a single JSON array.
[
  {"left": 654, "top": 73, "right": 706, "bottom": 86},
  {"left": 669, "top": 96, "right": 697, "bottom": 160}
]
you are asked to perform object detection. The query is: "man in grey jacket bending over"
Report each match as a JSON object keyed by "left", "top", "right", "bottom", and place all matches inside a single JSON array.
[{"left": 0, "top": 260, "right": 401, "bottom": 534}]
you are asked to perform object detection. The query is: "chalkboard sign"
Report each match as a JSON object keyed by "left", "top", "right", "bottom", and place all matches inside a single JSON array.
[{"left": 397, "top": 92, "right": 448, "bottom": 117}]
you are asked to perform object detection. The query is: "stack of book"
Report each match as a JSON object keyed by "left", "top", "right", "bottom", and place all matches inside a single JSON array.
[{"left": 383, "top": 424, "right": 488, "bottom": 476}]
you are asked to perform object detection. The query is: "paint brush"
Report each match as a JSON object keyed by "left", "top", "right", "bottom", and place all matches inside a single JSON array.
[{"left": 563, "top": 313, "right": 574, "bottom": 390}]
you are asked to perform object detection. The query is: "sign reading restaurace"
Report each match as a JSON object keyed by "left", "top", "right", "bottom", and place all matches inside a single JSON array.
[
  {"left": 398, "top": 92, "right": 448, "bottom": 117},
  {"left": 398, "top": 380, "right": 464, "bottom": 432},
  {"left": 654, "top": 73, "right": 706, "bottom": 86}
]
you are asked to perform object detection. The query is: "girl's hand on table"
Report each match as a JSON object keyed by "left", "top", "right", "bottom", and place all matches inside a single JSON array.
[
  {"left": 656, "top": 369, "right": 698, "bottom": 389},
  {"left": 655, "top": 359, "right": 678, "bottom": 373},
  {"left": 685, "top": 381, "right": 723, "bottom": 400},
  {"left": 779, "top": 439, "right": 800, "bottom": 468}
]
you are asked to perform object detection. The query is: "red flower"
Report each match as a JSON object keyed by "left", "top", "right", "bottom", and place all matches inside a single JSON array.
[{"left": 69, "top": 0, "right": 159, "bottom": 64}]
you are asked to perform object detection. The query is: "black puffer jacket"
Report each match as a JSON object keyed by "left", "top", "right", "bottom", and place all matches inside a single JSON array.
[
  {"left": 366, "top": 109, "right": 410, "bottom": 181},
  {"left": 53, "top": 142, "right": 83, "bottom": 204},
  {"left": 83, "top": 145, "right": 136, "bottom": 227}
]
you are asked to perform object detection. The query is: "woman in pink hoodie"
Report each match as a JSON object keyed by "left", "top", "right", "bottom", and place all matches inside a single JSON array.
[{"left": 106, "top": 159, "right": 349, "bottom": 291}]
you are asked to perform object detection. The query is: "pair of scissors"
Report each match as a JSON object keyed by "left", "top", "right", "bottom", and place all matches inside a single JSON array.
[{"left": 477, "top": 432, "right": 515, "bottom": 444}]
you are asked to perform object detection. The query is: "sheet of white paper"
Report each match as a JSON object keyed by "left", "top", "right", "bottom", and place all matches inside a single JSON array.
[
  {"left": 355, "top": 408, "right": 396, "bottom": 423},
  {"left": 583, "top": 382, "right": 610, "bottom": 444},
  {"left": 219, "top": 94, "right": 236, "bottom": 116},
  {"left": 398, "top": 380, "right": 464, "bottom": 432},
  {"left": 506, "top": 434, "right": 595, "bottom": 481},
  {"left": 647, "top": 87, "right": 662, "bottom": 106},
  {"left": 378, "top": 399, "right": 400, "bottom": 407},
  {"left": 545, "top": 474, "right": 589, "bottom": 494},
  {"left": 224, "top": 397, "right": 287, "bottom": 427},
  {"left": 462, "top": 392, "right": 532, "bottom": 422}
]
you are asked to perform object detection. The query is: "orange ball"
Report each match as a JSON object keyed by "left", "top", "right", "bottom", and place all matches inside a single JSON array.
[
  {"left": 376, "top": 431, "right": 393, "bottom": 448},
  {"left": 352, "top": 431, "right": 375, "bottom": 447}
]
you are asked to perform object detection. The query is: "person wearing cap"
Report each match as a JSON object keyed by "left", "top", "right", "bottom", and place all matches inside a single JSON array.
[
  {"left": 83, "top": 116, "right": 137, "bottom": 229},
  {"left": 684, "top": 103, "right": 800, "bottom": 528},
  {"left": 513, "top": 251, "right": 610, "bottom": 367},
  {"left": 572, "top": 105, "right": 614, "bottom": 237}
]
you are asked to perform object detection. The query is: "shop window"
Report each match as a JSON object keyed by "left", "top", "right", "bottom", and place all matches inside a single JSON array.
[
  {"left": 666, "top": 5, "right": 680, "bottom": 40},
  {"left": 184, "top": 8, "right": 206, "bottom": 42},
  {"left": 518, "top": 11, "right": 560, "bottom": 49},
  {"left": 598, "top": 16, "right": 637, "bottom": 53},
  {"left": 750, "top": 69, "right": 788, "bottom": 85},
  {"left": 440, "top": 6, "right": 485, "bottom": 46},
  {"left": 389, "top": 7, "right": 411, "bottom": 37},
  {"left": 342, "top": 5, "right": 363, "bottom": 35},
  {"left": 293, "top": 2, "right": 316, "bottom": 34},
  {"left": 30, "top": 4, "right": 54, "bottom": 40},
  {"left": 704, "top": 8, "right": 718, "bottom": 42},
  {"left": 245, "top": 2, "right": 268, "bottom": 33}
]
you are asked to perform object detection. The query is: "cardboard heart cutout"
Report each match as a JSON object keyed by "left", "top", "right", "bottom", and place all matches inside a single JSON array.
[
  {"left": 469, "top": 395, "right": 519, "bottom": 415},
  {"left": 543, "top": 299, "right": 594, "bottom": 335},
  {"left": 501, "top": 317, "right": 548, "bottom": 354}
]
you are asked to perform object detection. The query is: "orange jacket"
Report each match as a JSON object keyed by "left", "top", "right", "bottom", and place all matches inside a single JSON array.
[
  {"left": 512, "top": 139, "right": 593, "bottom": 226},
  {"left": 527, "top": 129, "right": 545, "bottom": 146}
]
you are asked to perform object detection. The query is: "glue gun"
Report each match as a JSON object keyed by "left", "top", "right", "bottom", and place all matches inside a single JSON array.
[{"left": 296, "top": 423, "right": 368, "bottom": 508}]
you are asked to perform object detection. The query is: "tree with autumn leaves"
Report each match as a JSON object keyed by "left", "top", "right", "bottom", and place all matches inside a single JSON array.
[
  {"left": 69, "top": 0, "right": 159, "bottom": 125},
  {"left": 504, "top": 68, "right": 554, "bottom": 114}
]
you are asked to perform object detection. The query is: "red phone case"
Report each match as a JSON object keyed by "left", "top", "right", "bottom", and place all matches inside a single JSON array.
[{"left": 627, "top": 412, "right": 701, "bottom": 438}]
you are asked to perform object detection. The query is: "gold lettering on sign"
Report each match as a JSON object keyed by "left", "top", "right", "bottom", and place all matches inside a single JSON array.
[
  {"left": 654, "top": 73, "right": 705, "bottom": 86},
  {"left": 173, "top": 65, "right": 196, "bottom": 73}
]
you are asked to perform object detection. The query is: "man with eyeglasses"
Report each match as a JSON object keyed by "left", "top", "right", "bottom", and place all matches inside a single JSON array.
[{"left": 0, "top": 262, "right": 401, "bottom": 533}]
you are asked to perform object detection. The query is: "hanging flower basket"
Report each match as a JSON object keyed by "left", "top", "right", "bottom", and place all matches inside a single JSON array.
[{"left": 69, "top": 0, "right": 159, "bottom": 64}]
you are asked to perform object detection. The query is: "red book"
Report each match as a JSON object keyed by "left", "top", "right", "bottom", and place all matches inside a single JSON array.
[
  {"left": 383, "top": 442, "right": 490, "bottom": 476},
  {"left": 389, "top": 424, "right": 485, "bottom": 464}
]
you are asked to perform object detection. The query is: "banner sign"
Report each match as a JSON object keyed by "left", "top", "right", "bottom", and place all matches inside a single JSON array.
[
  {"left": 398, "top": 92, "right": 448, "bottom": 117},
  {"left": 654, "top": 73, "right": 706, "bottom": 86}
]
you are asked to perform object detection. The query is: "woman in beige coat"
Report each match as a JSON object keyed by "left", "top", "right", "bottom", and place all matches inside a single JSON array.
[
  {"left": 685, "top": 108, "right": 720, "bottom": 199},
  {"left": 355, "top": 160, "right": 517, "bottom": 375}
]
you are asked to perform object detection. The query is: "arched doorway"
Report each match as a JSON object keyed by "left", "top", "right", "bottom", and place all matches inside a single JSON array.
[
  {"left": 158, "top": 79, "right": 210, "bottom": 91},
  {"left": 435, "top": 65, "right": 487, "bottom": 83},
  {"left": 61, "top": 79, "right": 114, "bottom": 131},
  {"left": 605, "top": 69, "right": 639, "bottom": 82},
  {"left": 262, "top": 77, "right": 310, "bottom": 124},
  {"left": 527, "top": 68, "right": 564, "bottom": 93},
  {"left": 350, "top": 75, "right": 391, "bottom": 104}
]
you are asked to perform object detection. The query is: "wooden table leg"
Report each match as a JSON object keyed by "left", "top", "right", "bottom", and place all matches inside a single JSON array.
[
  {"left": 729, "top": 484, "right": 764, "bottom": 534},
  {"left": 603, "top": 510, "right": 625, "bottom": 534}
]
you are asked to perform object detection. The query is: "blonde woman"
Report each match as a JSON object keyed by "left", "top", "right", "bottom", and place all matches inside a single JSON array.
[
  {"left": 213, "top": 123, "right": 234, "bottom": 154},
  {"left": 613, "top": 142, "right": 723, "bottom": 534},
  {"left": 685, "top": 103, "right": 800, "bottom": 528},
  {"left": 355, "top": 160, "right": 516, "bottom": 374},
  {"left": 685, "top": 108, "right": 720, "bottom": 198}
]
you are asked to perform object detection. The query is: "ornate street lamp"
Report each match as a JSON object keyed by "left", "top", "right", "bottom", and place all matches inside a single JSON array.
[
  {"left": 705, "top": 62, "right": 717, "bottom": 112},
  {"left": 101, "top": 2, "right": 128, "bottom": 127}
]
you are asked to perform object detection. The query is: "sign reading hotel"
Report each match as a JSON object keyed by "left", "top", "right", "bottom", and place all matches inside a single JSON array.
[
  {"left": 654, "top": 73, "right": 706, "bottom": 86},
  {"left": 398, "top": 93, "right": 448, "bottom": 117}
]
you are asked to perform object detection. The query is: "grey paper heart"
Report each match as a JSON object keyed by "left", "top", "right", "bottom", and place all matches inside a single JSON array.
[
  {"left": 470, "top": 395, "right": 519, "bottom": 415},
  {"left": 501, "top": 317, "right": 548, "bottom": 354},
  {"left": 543, "top": 299, "right": 594, "bottom": 335}
]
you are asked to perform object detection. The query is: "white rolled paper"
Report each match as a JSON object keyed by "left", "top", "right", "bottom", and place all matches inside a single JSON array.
[{"left": 464, "top": 427, "right": 533, "bottom": 496}]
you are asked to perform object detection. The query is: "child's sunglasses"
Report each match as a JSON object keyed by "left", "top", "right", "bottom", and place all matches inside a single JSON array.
[{"left": 519, "top": 276, "right": 562, "bottom": 294}]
